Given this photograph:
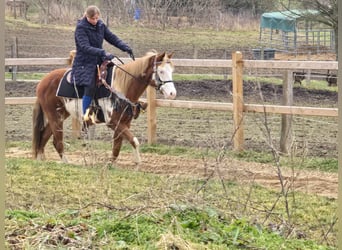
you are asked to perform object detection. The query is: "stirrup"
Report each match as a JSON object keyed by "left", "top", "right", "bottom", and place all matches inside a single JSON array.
[
  {"left": 83, "top": 108, "right": 91, "bottom": 122},
  {"left": 89, "top": 112, "right": 96, "bottom": 124},
  {"left": 83, "top": 108, "right": 96, "bottom": 125}
]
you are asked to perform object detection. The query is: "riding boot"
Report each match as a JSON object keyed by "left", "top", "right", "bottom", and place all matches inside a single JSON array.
[{"left": 82, "top": 95, "right": 92, "bottom": 121}]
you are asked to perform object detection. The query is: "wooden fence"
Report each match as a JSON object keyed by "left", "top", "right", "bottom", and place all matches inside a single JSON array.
[{"left": 4, "top": 52, "right": 338, "bottom": 153}]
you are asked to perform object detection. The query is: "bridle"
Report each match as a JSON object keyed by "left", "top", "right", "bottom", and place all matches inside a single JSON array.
[
  {"left": 111, "top": 55, "right": 173, "bottom": 91},
  {"left": 152, "top": 58, "right": 174, "bottom": 90}
]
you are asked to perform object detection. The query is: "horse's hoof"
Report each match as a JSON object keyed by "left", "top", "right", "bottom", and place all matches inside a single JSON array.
[
  {"left": 36, "top": 153, "right": 46, "bottom": 161},
  {"left": 61, "top": 155, "right": 69, "bottom": 164},
  {"left": 134, "top": 162, "right": 140, "bottom": 171},
  {"left": 111, "top": 157, "right": 118, "bottom": 164}
]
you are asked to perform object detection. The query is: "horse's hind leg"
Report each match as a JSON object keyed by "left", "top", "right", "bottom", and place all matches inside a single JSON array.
[
  {"left": 112, "top": 134, "right": 124, "bottom": 162},
  {"left": 51, "top": 121, "right": 68, "bottom": 163},
  {"left": 41, "top": 114, "right": 68, "bottom": 163},
  {"left": 36, "top": 120, "right": 67, "bottom": 163},
  {"left": 36, "top": 125, "right": 53, "bottom": 161}
]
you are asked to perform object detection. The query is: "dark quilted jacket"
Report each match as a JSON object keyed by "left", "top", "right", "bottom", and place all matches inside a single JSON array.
[{"left": 71, "top": 17, "right": 131, "bottom": 86}]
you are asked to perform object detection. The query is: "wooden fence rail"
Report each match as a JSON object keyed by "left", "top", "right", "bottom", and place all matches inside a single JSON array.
[{"left": 4, "top": 53, "right": 338, "bottom": 152}]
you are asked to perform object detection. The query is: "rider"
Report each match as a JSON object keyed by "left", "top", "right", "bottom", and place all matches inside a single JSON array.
[{"left": 71, "top": 5, "right": 134, "bottom": 122}]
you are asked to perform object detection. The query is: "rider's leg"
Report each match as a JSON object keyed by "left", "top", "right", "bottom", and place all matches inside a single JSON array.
[
  {"left": 82, "top": 80, "right": 96, "bottom": 121},
  {"left": 82, "top": 94, "right": 92, "bottom": 121}
]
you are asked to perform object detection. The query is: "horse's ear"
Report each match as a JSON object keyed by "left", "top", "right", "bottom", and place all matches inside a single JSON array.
[
  {"left": 167, "top": 52, "right": 174, "bottom": 58},
  {"left": 148, "top": 55, "right": 156, "bottom": 67},
  {"left": 157, "top": 52, "right": 166, "bottom": 61}
]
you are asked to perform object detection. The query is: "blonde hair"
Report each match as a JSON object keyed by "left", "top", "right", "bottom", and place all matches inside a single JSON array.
[{"left": 84, "top": 5, "right": 100, "bottom": 18}]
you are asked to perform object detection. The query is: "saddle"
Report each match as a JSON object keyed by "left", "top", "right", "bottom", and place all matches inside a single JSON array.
[{"left": 96, "top": 60, "right": 114, "bottom": 87}]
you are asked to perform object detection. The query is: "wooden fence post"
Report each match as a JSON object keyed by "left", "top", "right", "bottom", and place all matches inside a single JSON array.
[
  {"left": 223, "top": 49, "right": 228, "bottom": 80},
  {"left": 11, "top": 37, "right": 18, "bottom": 82},
  {"left": 71, "top": 118, "right": 81, "bottom": 138},
  {"left": 232, "top": 51, "right": 244, "bottom": 151},
  {"left": 280, "top": 70, "right": 293, "bottom": 153},
  {"left": 146, "top": 85, "right": 157, "bottom": 144},
  {"left": 193, "top": 45, "right": 198, "bottom": 74}
]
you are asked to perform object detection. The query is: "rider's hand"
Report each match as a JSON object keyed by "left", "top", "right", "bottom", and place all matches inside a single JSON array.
[
  {"left": 105, "top": 52, "right": 114, "bottom": 60},
  {"left": 126, "top": 48, "right": 135, "bottom": 61}
]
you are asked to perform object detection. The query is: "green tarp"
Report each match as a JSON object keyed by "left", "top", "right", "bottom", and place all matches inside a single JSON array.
[{"left": 260, "top": 10, "right": 319, "bottom": 32}]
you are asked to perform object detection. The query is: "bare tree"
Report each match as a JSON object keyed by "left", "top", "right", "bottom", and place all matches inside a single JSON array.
[
  {"left": 27, "top": 0, "right": 86, "bottom": 24},
  {"left": 35, "top": 0, "right": 52, "bottom": 24},
  {"left": 221, "top": 0, "right": 277, "bottom": 16}
]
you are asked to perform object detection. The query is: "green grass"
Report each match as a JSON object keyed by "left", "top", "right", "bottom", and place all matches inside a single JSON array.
[
  {"left": 5, "top": 72, "right": 46, "bottom": 80},
  {"left": 300, "top": 79, "right": 338, "bottom": 91},
  {"left": 174, "top": 73, "right": 228, "bottom": 81},
  {"left": 233, "top": 150, "right": 338, "bottom": 172},
  {"left": 5, "top": 16, "right": 75, "bottom": 31},
  {"left": 5, "top": 157, "right": 337, "bottom": 249},
  {"left": 6, "top": 207, "right": 335, "bottom": 249}
]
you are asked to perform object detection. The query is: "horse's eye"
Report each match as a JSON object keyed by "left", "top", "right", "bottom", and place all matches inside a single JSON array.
[{"left": 159, "top": 70, "right": 164, "bottom": 74}]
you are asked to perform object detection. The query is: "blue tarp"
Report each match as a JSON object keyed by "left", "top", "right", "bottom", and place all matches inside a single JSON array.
[{"left": 260, "top": 10, "right": 319, "bottom": 32}]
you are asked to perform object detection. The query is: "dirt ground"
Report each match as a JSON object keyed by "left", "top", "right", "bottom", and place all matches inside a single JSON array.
[
  {"left": 5, "top": 20, "right": 339, "bottom": 200},
  {"left": 5, "top": 79, "right": 338, "bottom": 199}
]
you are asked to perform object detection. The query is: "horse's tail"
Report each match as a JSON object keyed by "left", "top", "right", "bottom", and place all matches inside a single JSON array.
[{"left": 32, "top": 100, "right": 45, "bottom": 159}]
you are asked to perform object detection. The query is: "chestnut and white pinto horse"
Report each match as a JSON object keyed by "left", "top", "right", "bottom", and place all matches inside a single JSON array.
[{"left": 32, "top": 51, "right": 176, "bottom": 164}]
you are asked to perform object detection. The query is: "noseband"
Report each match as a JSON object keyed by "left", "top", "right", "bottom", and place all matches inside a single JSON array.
[{"left": 153, "top": 61, "right": 174, "bottom": 90}]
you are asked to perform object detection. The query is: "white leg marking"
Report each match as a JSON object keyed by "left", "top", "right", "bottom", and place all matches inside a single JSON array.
[
  {"left": 132, "top": 137, "right": 141, "bottom": 164},
  {"left": 61, "top": 154, "right": 69, "bottom": 164},
  {"left": 36, "top": 153, "right": 46, "bottom": 161}
]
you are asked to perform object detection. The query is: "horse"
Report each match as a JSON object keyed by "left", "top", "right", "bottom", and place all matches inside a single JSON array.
[{"left": 32, "top": 51, "right": 176, "bottom": 164}]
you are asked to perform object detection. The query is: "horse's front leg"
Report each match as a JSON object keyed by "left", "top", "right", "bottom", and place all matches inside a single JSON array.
[
  {"left": 112, "top": 126, "right": 141, "bottom": 165},
  {"left": 131, "top": 136, "right": 141, "bottom": 165},
  {"left": 123, "top": 129, "right": 141, "bottom": 165}
]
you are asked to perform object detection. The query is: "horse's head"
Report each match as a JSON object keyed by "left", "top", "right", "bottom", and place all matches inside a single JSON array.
[
  {"left": 151, "top": 52, "right": 177, "bottom": 100},
  {"left": 113, "top": 51, "right": 177, "bottom": 101}
]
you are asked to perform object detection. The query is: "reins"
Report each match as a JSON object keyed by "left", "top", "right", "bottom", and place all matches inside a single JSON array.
[
  {"left": 96, "top": 60, "right": 146, "bottom": 120},
  {"left": 110, "top": 55, "right": 172, "bottom": 90},
  {"left": 111, "top": 58, "right": 146, "bottom": 87}
]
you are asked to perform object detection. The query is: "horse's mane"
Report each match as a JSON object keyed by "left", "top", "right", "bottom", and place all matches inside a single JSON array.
[{"left": 112, "top": 51, "right": 158, "bottom": 94}]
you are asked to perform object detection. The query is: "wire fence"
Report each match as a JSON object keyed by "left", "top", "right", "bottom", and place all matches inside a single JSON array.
[{"left": 5, "top": 102, "right": 338, "bottom": 159}]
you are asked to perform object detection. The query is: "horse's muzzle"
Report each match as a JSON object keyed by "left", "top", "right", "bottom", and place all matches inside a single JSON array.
[{"left": 160, "top": 82, "right": 177, "bottom": 99}]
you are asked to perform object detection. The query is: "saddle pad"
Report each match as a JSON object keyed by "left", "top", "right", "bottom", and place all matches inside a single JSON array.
[
  {"left": 56, "top": 66, "right": 114, "bottom": 99},
  {"left": 56, "top": 69, "right": 84, "bottom": 98}
]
